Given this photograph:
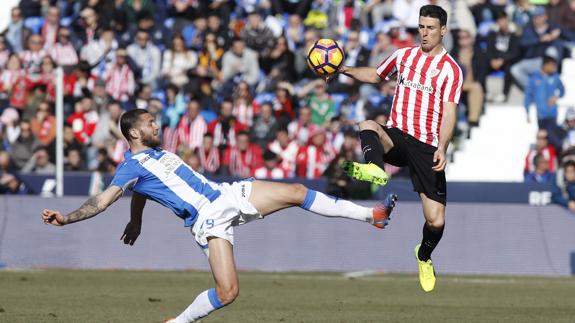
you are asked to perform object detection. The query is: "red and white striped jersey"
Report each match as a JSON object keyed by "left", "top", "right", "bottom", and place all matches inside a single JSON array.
[
  {"left": 267, "top": 139, "right": 299, "bottom": 177},
  {"left": 177, "top": 113, "right": 207, "bottom": 151},
  {"left": 295, "top": 143, "right": 337, "bottom": 179},
  {"left": 377, "top": 46, "right": 463, "bottom": 147}
]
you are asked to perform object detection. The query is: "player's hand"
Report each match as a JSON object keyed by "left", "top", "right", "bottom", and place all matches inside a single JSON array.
[
  {"left": 548, "top": 96, "right": 558, "bottom": 106},
  {"left": 432, "top": 149, "right": 447, "bottom": 172},
  {"left": 568, "top": 201, "right": 575, "bottom": 211},
  {"left": 121, "top": 221, "right": 141, "bottom": 246},
  {"left": 42, "top": 209, "right": 67, "bottom": 226}
]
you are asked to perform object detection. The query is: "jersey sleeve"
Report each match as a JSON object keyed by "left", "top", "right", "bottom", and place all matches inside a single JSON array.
[
  {"left": 376, "top": 50, "right": 399, "bottom": 80},
  {"left": 442, "top": 61, "right": 464, "bottom": 104},
  {"left": 109, "top": 160, "right": 139, "bottom": 191}
]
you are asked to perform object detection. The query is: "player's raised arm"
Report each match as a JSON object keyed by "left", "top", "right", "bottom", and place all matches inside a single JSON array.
[
  {"left": 339, "top": 66, "right": 381, "bottom": 84},
  {"left": 121, "top": 191, "right": 147, "bottom": 245},
  {"left": 42, "top": 186, "right": 124, "bottom": 226}
]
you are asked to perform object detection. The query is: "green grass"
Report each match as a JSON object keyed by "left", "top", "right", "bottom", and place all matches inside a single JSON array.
[{"left": 0, "top": 270, "right": 574, "bottom": 323}]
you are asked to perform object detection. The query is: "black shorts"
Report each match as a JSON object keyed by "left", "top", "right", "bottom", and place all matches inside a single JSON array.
[{"left": 381, "top": 126, "right": 447, "bottom": 205}]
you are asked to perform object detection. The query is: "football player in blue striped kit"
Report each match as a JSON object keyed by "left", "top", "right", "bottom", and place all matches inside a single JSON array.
[{"left": 42, "top": 109, "right": 398, "bottom": 323}]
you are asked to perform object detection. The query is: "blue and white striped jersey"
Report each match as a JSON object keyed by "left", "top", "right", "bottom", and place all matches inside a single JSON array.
[{"left": 110, "top": 148, "right": 222, "bottom": 226}]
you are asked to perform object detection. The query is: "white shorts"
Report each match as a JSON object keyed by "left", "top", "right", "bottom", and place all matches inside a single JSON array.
[{"left": 191, "top": 179, "right": 262, "bottom": 256}]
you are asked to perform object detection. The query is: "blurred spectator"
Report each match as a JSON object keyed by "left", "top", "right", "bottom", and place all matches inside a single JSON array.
[
  {"left": 251, "top": 101, "right": 278, "bottom": 149},
  {"left": 10, "top": 120, "right": 39, "bottom": 169},
  {"left": 392, "top": 0, "right": 429, "bottom": 33},
  {"left": 41, "top": 5, "right": 60, "bottom": 51},
  {"left": 524, "top": 56, "right": 564, "bottom": 151},
  {"left": 181, "top": 148, "right": 202, "bottom": 172},
  {"left": 63, "top": 123, "right": 84, "bottom": 156},
  {"left": 162, "top": 83, "right": 186, "bottom": 152},
  {"left": 3, "top": 7, "right": 26, "bottom": 54},
  {"left": 76, "top": 8, "right": 101, "bottom": 45},
  {"left": 296, "top": 128, "right": 337, "bottom": 179},
  {"left": 369, "top": 31, "right": 397, "bottom": 68},
  {"left": 208, "top": 100, "right": 248, "bottom": 150},
  {"left": 325, "top": 117, "right": 345, "bottom": 151},
  {"left": 196, "top": 32, "right": 224, "bottom": 83},
  {"left": 0, "top": 35, "right": 11, "bottom": 69},
  {"left": 455, "top": 29, "right": 484, "bottom": 129},
  {"left": 198, "top": 133, "right": 221, "bottom": 176},
  {"left": 232, "top": 80, "right": 256, "bottom": 126},
  {"left": 552, "top": 160, "right": 575, "bottom": 211},
  {"left": 511, "top": 6, "right": 564, "bottom": 91},
  {"left": 162, "top": 35, "right": 198, "bottom": 88},
  {"left": 335, "top": 30, "right": 370, "bottom": 92},
  {"left": 66, "top": 98, "right": 98, "bottom": 145},
  {"left": 20, "top": 34, "right": 46, "bottom": 74},
  {"left": 524, "top": 153, "right": 555, "bottom": 183},
  {"left": 177, "top": 98, "right": 207, "bottom": 151},
  {"left": 92, "top": 101, "right": 123, "bottom": 152},
  {"left": 240, "top": 9, "right": 275, "bottom": 59},
  {"left": 21, "top": 146, "right": 55, "bottom": 174},
  {"left": 555, "top": 0, "right": 575, "bottom": 43},
  {"left": 0, "top": 150, "right": 16, "bottom": 174},
  {"left": 147, "top": 98, "right": 166, "bottom": 134},
  {"left": 93, "top": 79, "right": 112, "bottom": 111},
  {"left": 479, "top": 10, "right": 520, "bottom": 103},
  {"left": 268, "top": 128, "right": 299, "bottom": 177},
  {"left": 0, "top": 55, "right": 25, "bottom": 109},
  {"left": 207, "top": 13, "right": 230, "bottom": 49},
  {"left": 299, "top": 80, "right": 335, "bottom": 127},
  {"left": 294, "top": 29, "right": 319, "bottom": 80},
  {"left": 222, "top": 131, "right": 263, "bottom": 177},
  {"left": 136, "top": 11, "right": 169, "bottom": 48},
  {"left": 30, "top": 101, "right": 56, "bottom": 146},
  {"left": 64, "top": 147, "right": 87, "bottom": 171},
  {"left": 221, "top": 37, "right": 260, "bottom": 91},
  {"left": 260, "top": 35, "right": 296, "bottom": 87},
  {"left": 285, "top": 14, "right": 305, "bottom": 51},
  {"left": 288, "top": 106, "right": 318, "bottom": 145},
  {"left": 510, "top": 0, "right": 534, "bottom": 32},
  {"left": 133, "top": 83, "right": 151, "bottom": 110},
  {"left": 0, "top": 173, "right": 32, "bottom": 194},
  {"left": 104, "top": 48, "right": 135, "bottom": 104},
  {"left": 127, "top": 29, "right": 162, "bottom": 89},
  {"left": 560, "top": 108, "right": 575, "bottom": 151},
  {"left": 50, "top": 27, "right": 79, "bottom": 68},
  {"left": 0, "top": 107, "right": 21, "bottom": 144},
  {"left": 525, "top": 129, "right": 558, "bottom": 176},
  {"left": 253, "top": 149, "right": 287, "bottom": 179},
  {"left": 80, "top": 29, "right": 118, "bottom": 79},
  {"left": 121, "top": 0, "right": 155, "bottom": 27},
  {"left": 272, "top": 82, "right": 297, "bottom": 125}
]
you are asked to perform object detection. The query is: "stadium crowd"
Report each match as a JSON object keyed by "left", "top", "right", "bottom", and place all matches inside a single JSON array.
[{"left": 0, "top": 0, "right": 574, "bottom": 197}]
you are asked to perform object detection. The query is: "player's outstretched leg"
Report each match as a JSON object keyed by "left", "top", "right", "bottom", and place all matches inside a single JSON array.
[
  {"left": 342, "top": 120, "right": 392, "bottom": 186},
  {"left": 168, "top": 238, "right": 237, "bottom": 323},
  {"left": 415, "top": 193, "right": 445, "bottom": 292},
  {"left": 249, "top": 180, "right": 398, "bottom": 229}
]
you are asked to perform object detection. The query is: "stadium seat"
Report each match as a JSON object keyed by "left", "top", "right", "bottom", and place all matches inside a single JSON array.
[
  {"left": 164, "top": 18, "right": 175, "bottom": 30},
  {"left": 181, "top": 25, "right": 197, "bottom": 48},
  {"left": 60, "top": 16, "right": 73, "bottom": 27},
  {"left": 200, "top": 110, "right": 217, "bottom": 123},
  {"left": 24, "top": 16, "right": 44, "bottom": 34},
  {"left": 254, "top": 92, "right": 275, "bottom": 104}
]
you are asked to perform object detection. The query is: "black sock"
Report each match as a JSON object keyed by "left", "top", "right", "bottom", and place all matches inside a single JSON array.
[
  {"left": 418, "top": 222, "right": 444, "bottom": 261},
  {"left": 359, "top": 130, "right": 385, "bottom": 169}
]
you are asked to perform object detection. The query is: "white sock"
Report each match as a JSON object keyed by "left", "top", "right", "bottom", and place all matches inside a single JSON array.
[
  {"left": 174, "top": 288, "right": 223, "bottom": 323},
  {"left": 300, "top": 190, "right": 372, "bottom": 222}
]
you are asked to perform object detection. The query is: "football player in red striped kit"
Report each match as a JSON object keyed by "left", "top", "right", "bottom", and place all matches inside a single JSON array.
[{"left": 338, "top": 5, "right": 463, "bottom": 292}]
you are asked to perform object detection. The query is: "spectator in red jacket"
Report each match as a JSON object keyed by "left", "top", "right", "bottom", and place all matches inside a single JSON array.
[
  {"left": 222, "top": 131, "right": 263, "bottom": 177},
  {"left": 207, "top": 100, "right": 248, "bottom": 150},
  {"left": 253, "top": 149, "right": 287, "bottom": 179},
  {"left": 66, "top": 97, "right": 98, "bottom": 145},
  {"left": 296, "top": 128, "right": 337, "bottom": 179},
  {"left": 525, "top": 129, "right": 558, "bottom": 175}
]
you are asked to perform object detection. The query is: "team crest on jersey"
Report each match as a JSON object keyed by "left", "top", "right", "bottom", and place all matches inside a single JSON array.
[
  {"left": 429, "top": 69, "right": 440, "bottom": 77},
  {"left": 398, "top": 74, "right": 434, "bottom": 94}
]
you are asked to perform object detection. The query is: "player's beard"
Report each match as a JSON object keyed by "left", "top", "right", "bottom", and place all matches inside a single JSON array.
[{"left": 141, "top": 131, "right": 161, "bottom": 148}]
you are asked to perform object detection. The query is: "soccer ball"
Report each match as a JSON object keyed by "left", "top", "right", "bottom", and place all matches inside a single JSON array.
[{"left": 307, "top": 39, "right": 345, "bottom": 77}]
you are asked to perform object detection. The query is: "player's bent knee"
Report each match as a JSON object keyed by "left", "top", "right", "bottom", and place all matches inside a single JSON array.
[
  {"left": 358, "top": 120, "right": 380, "bottom": 132},
  {"left": 216, "top": 284, "right": 239, "bottom": 305},
  {"left": 290, "top": 183, "right": 308, "bottom": 204},
  {"left": 426, "top": 217, "right": 445, "bottom": 229}
]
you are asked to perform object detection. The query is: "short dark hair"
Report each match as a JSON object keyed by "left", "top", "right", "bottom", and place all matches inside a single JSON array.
[
  {"left": 543, "top": 55, "right": 557, "bottom": 66},
  {"left": 564, "top": 160, "right": 575, "bottom": 170},
  {"left": 120, "top": 109, "right": 149, "bottom": 141},
  {"left": 419, "top": 5, "right": 448, "bottom": 26}
]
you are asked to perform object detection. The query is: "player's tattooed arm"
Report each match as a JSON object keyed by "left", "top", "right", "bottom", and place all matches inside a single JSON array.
[{"left": 42, "top": 186, "right": 123, "bottom": 226}]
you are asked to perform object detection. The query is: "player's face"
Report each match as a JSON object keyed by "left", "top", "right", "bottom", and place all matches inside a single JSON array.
[
  {"left": 418, "top": 16, "right": 446, "bottom": 53},
  {"left": 138, "top": 113, "right": 161, "bottom": 148}
]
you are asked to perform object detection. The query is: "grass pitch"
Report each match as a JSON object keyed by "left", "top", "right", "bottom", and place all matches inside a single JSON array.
[{"left": 0, "top": 270, "right": 574, "bottom": 323}]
